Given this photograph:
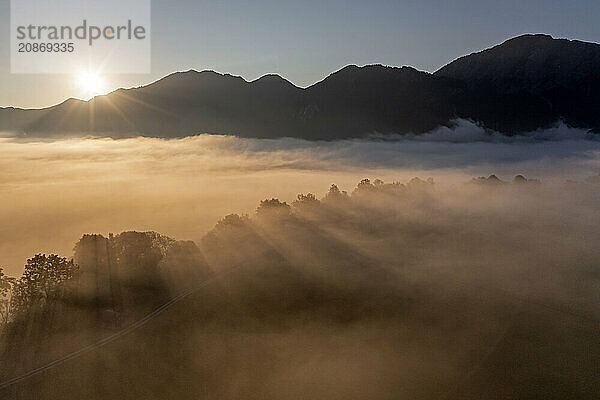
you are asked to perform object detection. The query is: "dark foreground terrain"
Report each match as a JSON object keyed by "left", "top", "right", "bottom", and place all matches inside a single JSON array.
[{"left": 1, "top": 177, "right": 599, "bottom": 399}]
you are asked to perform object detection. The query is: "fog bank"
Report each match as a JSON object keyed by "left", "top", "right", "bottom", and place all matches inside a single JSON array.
[{"left": 2, "top": 123, "right": 600, "bottom": 274}]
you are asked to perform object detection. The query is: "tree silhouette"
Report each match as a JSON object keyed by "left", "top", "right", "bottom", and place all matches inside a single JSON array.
[
  {"left": 10, "top": 254, "right": 78, "bottom": 317},
  {"left": 0, "top": 267, "right": 15, "bottom": 325},
  {"left": 353, "top": 178, "right": 376, "bottom": 194},
  {"left": 292, "top": 193, "right": 320, "bottom": 211},
  {"left": 214, "top": 214, "right": 251, "bottom": 230},
  {"left": 256, "top": 198, "right": 291, "bottom": 219},
  {"left": 323, "top": 184, "right": 349, "bottom": 203}
]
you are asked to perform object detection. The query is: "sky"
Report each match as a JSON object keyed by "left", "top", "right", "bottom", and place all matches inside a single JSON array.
[{"left": 0, "top": 0, "right": 599, "bottom": 108}]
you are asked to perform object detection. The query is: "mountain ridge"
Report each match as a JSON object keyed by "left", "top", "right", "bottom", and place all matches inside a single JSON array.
[{"left": 2, "top": 34, "right": 599, "bottom": 139}]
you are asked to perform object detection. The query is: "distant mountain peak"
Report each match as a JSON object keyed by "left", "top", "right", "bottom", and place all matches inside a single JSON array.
[
  {"left": 155, "top": 69, "right": 243, "bottom": 83},
  {"left": 505, "top": 33, "right": 554, "bottom": 41},
  {"left": 500, "top": 33, "right": 595, "bottom": 46},
  {"left": 435, "top": 33, "right": 600, "bottom": 130},
  {"left": 317, "top": 64, "right": 431, "bottom": 88},
  {"left": 250, "top": 74, "right": 298, "bottom": 88},
  {"left": 252, "top": 73, "right": 286, "bottom": 82}
]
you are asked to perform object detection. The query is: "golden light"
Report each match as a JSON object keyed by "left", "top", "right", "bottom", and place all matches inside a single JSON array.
[{"left": 76, "top": 71, "right": 106, "bottom": 98}]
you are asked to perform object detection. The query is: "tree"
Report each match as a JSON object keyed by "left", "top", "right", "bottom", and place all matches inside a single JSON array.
[
  {"left": 353, "top": 178, "right": 376, "bottom": 194},
  {"left": 292, "top": 193, "right": 320, "bottom": 210},
  {"left": 214, "top": 214, "right": 251, "bottom": 230},
  {"left": 256, "top": 198, "right": 291, "bottom": 219},
  {"left": 10, "top": 254, "right": 78, "bottom": 316},
  {"left": 323, "top": 184, "right": 349, "bottom": 203},
  {"left": 0, "top": 267, "right": 15, "bottom": 325}
]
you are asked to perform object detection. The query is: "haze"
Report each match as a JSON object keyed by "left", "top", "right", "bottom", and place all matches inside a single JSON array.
[{"left": 2, "top": 121, "right": 600, "bottom": 275}]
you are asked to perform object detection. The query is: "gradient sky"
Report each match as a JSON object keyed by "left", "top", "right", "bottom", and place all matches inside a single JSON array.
[{"left": 0, "top": 0, "right": 599, "bottom": 108}]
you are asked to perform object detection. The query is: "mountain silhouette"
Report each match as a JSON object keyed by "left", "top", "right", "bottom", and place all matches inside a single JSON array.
[
  {"left": 2, "top": 34, "right": 599, "bottom": 139},
  {"left": 436, "top": 34, "right": 600, "bottom": 131}
]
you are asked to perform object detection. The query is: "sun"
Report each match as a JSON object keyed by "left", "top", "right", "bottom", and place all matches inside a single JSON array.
[{"left": 76, "top": 71, "right": 106, "bottom": 98}]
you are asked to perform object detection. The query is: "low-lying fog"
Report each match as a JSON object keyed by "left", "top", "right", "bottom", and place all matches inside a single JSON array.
[
  {"left": 1, "top": 120, "right": 600, "bottom": 275},
  {"left": 2, "top": 120, "right": 600, "bottom": 399}
]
